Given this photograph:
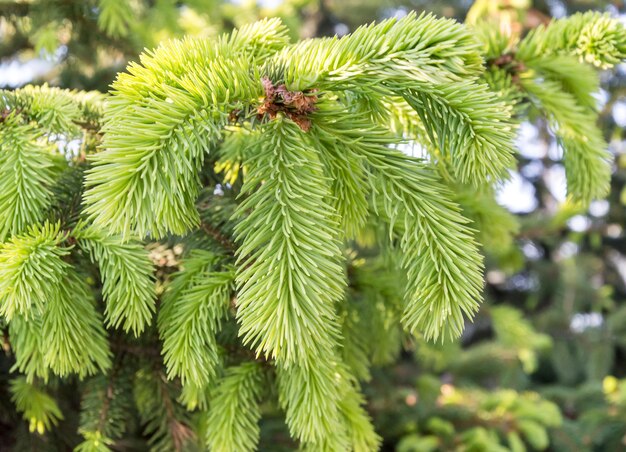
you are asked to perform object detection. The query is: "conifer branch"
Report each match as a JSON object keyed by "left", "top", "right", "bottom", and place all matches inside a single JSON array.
[
  {"left": 41, "top": 270, "right": 111, "bottom": 377},
  {"left": 84, "top": 19, "right": 290, "bottom": 238},
  {"left": 205, "top": 362, "right": 264, "bottom": 452},
  {"left": 472, "top": 12, "right": 622, "bottom": 204},
  {"left": 234, "top": 120, "right": 345, "bottom": 364},
  {"left": 75, "top": 360, "right": 132, "bottom": 451},
  {"left": 134, "top": 367, "right": 195, "bottom": 452},
  {"left": 2, "top": 10, "right": 622, "bottom": 451},
  {"left": 8, "top": 316, "right": 48, "bottom": 383},
  {"left": 97, "top": 0, "right": 133, "bottom": 38},
  {"left": 400, "top": 82, "right": 516, "bottom": 184},
  {"left": 522, "top": 55, "right": 599, "bottom": 111},
  {"left": 276, "top": 357, "right": 345, "bottom": 444},
  {"left": 313, "top": 109, "right": 484, "bottom": 341},
  {"left": 1, "top": 85, "right": 104, "bottom": 136},
  {"left": 521, "top": 77, "right": 611, "bottom": 203},
  {"left": 0, "top": 222, "right": 71, "bottom": 320},
  {"left": 0, "top": 223, "right": 111, "bottom": 377},
  {"left": 73, "top": 223, "right": 157, "bottom": 335},
  {"left": 158, "top": 252, "right": 234, "bottom": 387},
  {"left": 10, "top": 378, "right": 63, "bottom": 435},
  {"left": 517, "top": 12, "right": 626, "bottom": 69},
  {"left": 0, "top": 116, "right": 56, "bottom": 242}
]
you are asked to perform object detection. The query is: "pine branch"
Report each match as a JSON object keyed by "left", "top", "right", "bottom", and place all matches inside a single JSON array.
[
  {"left": 268, "top": 13, "right": 516, "bottom": 185},
  {"left": 0, "top": 223, "right": 111, "bottom": 378},
  {"left": 266, "top": 11, "right": 484, "bottom": 92},
  {"left": 73, "top": 223, "right": 157, "bottom": 335},
  {"left": 75, "top": 359, "right": 132, "bottom": 452},
  {"left": 313, "top": 128, "right": 370, "bottom": 238},
  {"left": 1, "top": 85, "right": 104, "bottom": 136},
  {"left": 521, "top": 77, "right": 611, "bottom": 204},
  {"left": 0, "top": 116, "right": 57, "bottom": 242},
  {"left": 41, "top": 269, "right": 111, "bottom": 377},
  {"left": 400, "top": 81, "right": 516, "bottom": 184},
  {"left": 518, "top": 11, "right": 626, "bottom": 69},
  {"left": 7, "top": 315, "right": 48, "bottom": 383},
  {"left": 313, "top": 109, "right": 484, "bottom": 341},
  {"left": 97, "top": 0, "right": 133, "bottom": 38},
  {"left": 522, "top": 55, "right": 599, "bottom": 111},
  {"left": 10, "top": 11, "right": 621, "bottom": 451},
  {"left": 334, "top": 373, "right": 380, "bottom": 451},
  {"left": 134, "top": 366, "right": 195, "bottom": 452},
  {"left": 83, "top": 19, "right": 290, "bottom": 238},
  {"left": 233, "top": 120, "right": 345, "bottom": 364},
  {"left": 10, "top": 378, "right": 63, "bottom": 435},
  {"left": 158, "top": 252, "right": 234, "bottom": 388},
  {"left": 0, "top": 222, "right": 71, "bottom": 320},
  {"left": 276, "top": 357, "right": 345, "bottom": 445},
  {"left": 205, "top": 362, "right": 264, "bottom": 452}
]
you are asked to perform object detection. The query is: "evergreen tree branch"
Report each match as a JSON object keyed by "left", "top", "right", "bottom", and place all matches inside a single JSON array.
[
  {"left": 205, "top": 362, "right": 264, "bottom": 452},
  {"left": 1, "top": 85, "right": 103, "bottom": 136},
  {"left": 9, "top": 315, "right": 49, "bottom": 383},
  {"left": 518, "top": 11, "right": 626, "bottom": 69},
  {"left": 267, "top": 13, "right": 516, "bottom": 185},
  {"left": 10, "top": 377, "right": 63, "bottom": 435},
  {"left": 41, "top": 269, "right": 111, "bottom": 377},
  {"left": 97, "top": 0, "right": 133, "bottom": 38},
  {"left": 7, "top": 316, "right": 48, "bottom": 383},
  {"left": 134, "top": 366, "right": 195, "bottom": 452},
  {"left": 521, "top": 76, "right": 611, "bottom": 204},
  {"left": 73, "top": 223, "right": 157, "bottom": 335},
  {"left": 75, "top": 360, "right": 132, "bottom": 452},
  {"left": 84, "top": 19, "right": 289, "bottom": 238},
  {"left": 233, "top": 119, "right": 345, "bottom": 364},
  {"left": 0, "top": 222, "right": 71, "bottom": 320},
  {"left": 267, "top": 11, "right": 484, "bottom": 92},
  {"left": 522, "top": 55, "right": 600, "bottom": 111},
  {"left": 158, "top": 252, "right": 234, "bottom": 388},
  {"left": 0, "top": 223, "right": 111, "bottom": 377},
  {"left": 312, "top": 130, "right": 371, "bottom": 238},
  {"left": 313, "top": 110, "right": 484, "bottom": 341},
  {"left": 276, "top": 357, "right": 345, "bottom": 445},
  {"left": 0, "top": 116, "right": 57, "bottom": 242}
]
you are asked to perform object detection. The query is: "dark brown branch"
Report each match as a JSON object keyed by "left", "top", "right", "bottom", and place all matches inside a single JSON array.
[
  {"left": 96, "top": 358, "right": 123, "bottom": 434},
  {"left": 154, "top": 370, "right": 194, "bottom": 452},
  {"left": 201, "top": 222, "right": 237, "bottom": 253}
]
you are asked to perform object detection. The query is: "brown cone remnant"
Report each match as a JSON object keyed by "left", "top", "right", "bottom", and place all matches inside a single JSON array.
[
  {"left": 0, "top": 108, "right": 14, "bottom": 124},
  {"left": 257, "top": 76, "right": 318, "bottom": 131},
  {"left": 488, "top": 52, "right": 526, "bottom": 84},
  {"left": 228, "top": 109, "right": 241, "bottom": 123}
]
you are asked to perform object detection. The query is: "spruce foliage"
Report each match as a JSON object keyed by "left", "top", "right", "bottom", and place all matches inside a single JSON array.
[{"left": 1, "top": 6, "right": 625, "bottom": 451}]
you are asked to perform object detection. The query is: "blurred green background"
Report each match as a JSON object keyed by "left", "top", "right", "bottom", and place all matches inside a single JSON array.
[{"left": 2, "top": 0, "right": 626, "bottom": 450}]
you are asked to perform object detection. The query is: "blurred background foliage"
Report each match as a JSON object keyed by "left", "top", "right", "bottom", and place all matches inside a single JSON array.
[{"left": 2, "top": 0, "right": 626, "bottom": 450}]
